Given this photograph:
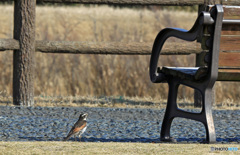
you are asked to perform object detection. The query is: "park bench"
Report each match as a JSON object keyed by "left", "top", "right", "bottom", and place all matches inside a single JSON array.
[{"left": 149, "top": 4, "right": 240, "bottom": 143}]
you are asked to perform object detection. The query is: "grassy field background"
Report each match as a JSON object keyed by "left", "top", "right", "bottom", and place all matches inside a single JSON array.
[
  {"left": 0, "top": 5, "right": 240, "bottom": 107},
  {"left": 0, "top": 142, "right": 239, "bottom": 154}
]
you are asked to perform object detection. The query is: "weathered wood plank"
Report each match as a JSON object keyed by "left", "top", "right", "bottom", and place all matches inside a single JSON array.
[
  {"left": 219, "top": 52, "right": 240, "bottom": 67},
  {"left": 2, "top": 0, "right": 240, "bottom": 5},
  {"left": 223, "top": 6, "right": 240, "bottom": 19},
  {"left": 0, "top": 39, "right": 19, "bottom": 51},
  {"left": 35, "top": 41, "right": 154, "bottom": 55},
  {"left": 0, "top": 40, "right": 202, "bottom": 55},
  {"left": 218, "top": 69, "right": 240, "bottom": 81},
  {"left": 13, "top": 0, "right": 36, "bottom": 106},
  {"left": 39, "top": 0, "right": 205, "bottom": 5},
  {"left": 39, "top": 0, "right": 240, "bottom": 5},
  {"left": 206, "top": 0, "right": 240, "bottom": 5},
  {"left": 36, "top": 41, "right": 202, "bottom": 55},
  {"left": 221, "top": 24, "right": 240, "bottom": 35},
  {"left": 220, "top": 36, "right": 240, "bottom": 51}
]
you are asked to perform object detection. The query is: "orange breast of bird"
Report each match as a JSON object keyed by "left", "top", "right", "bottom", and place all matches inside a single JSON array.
[{"left": 73, "top": 122, "right": 87, "bottom": 133}]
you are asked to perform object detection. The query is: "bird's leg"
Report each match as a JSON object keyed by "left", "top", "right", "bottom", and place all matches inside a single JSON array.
[
  {"left": 74, "top": 135, "right": 77, "bottom": 141},
  {"left": 79, "top": 136, "right": 81, "bottom": 142}
]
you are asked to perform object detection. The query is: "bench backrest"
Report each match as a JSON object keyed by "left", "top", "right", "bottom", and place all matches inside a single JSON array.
[
  {"left": 219, "top": 6, "right": 240, "bottom": 68},
  {"left": 200, "top": 5, "right": 240, "bottom": 81}
]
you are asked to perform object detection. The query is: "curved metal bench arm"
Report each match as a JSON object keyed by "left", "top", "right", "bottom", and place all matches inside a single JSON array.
[{"left": 149, "top": 12, "right": 214, "bottom": 83}]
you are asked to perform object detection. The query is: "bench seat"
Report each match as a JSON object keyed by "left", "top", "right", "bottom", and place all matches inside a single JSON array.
[
  {"left": 162, "top": 67, "right": 240, "bottom": 81},
  {"left": 161, "top": 67, "right": 207, "bottom": 81}
]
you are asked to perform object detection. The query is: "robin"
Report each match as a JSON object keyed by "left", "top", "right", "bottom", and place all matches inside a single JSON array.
[{"left": 64, "top": 113, "right": 88, "bottom": 142}]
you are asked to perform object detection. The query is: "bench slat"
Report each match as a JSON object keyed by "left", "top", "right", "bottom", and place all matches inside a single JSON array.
[
  {"left": 219, "top": 52, "right": 240, "bottom": 67},
  {"left": 221, "top": 24, "right": 240, "bottom": 35},
  {"left": 220, "top": 36, "right": 240, "bottom": 51},
  {"left": 223, "top": 6, "right": 240, "bottom": 20},
  {"left": 218, "top": 69, "right": 240, "bottom": 81}
]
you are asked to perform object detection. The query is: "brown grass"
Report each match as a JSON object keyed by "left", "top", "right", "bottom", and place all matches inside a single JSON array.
[
  {"left": 0, "top": 95, "right": 239, "bottom": 110},
  {"left": 0, "top": 142, "right": 239, "bottom": 155},
  {"left": 0, "top": 5, "right": 240, "bottom": 106}
]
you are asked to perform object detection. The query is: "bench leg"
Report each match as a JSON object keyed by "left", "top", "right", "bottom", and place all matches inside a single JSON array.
[
  {"left": 201, "top": 89, "right": 216, "bottom": 143},
  {"left": 160, "top": 79, "right": 179, "bottom": 142},
  {"left": 160, "top": 79, "right": 216, "bottom": 143}
]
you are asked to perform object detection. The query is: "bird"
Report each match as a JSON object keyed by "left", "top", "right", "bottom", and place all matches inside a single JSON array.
[{"left": 63, "top": 113, "right": 88, "bottom": 142}]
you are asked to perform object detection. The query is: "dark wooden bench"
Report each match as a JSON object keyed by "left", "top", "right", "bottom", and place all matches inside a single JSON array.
[{"left": 149, "top": 5, "right": 240, "bottom": 143}]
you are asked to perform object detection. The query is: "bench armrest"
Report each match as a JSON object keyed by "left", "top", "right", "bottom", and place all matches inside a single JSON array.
[{"left": 150, "top": 12, "right": 214, "bottom": 83}]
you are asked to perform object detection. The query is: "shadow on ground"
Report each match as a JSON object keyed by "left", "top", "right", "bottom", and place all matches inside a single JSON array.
[{"left": 16, "top": 136, "right": 240, "bottom": 143}]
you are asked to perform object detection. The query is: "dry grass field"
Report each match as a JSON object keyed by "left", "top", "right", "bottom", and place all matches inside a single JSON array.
[
  {"left": 0, "top": 142, "right": 239, "bottom": 155},
  {"left": 0, "top": 5, "right": 240, "bottom": 107}
]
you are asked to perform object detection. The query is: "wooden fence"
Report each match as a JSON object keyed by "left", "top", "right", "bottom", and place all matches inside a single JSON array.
[{"left": 0, "top": 0, "right": 240, "bottom": 106}]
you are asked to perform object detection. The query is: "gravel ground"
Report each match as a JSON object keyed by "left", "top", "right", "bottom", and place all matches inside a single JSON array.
[{"left": 0, "top": 106, "right": 239, "bottom": 143}]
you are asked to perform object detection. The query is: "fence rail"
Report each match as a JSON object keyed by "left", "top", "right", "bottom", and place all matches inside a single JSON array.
[
  {"left": 2, "top": 0, "right": 240, "bottom": 5},
  {"left": 40, "top": 0, "right": 240, "bottom": 5},
  {"left": 40, "top": 0, "right": 205, "bottom": 5},
  {"left": 0, "top": 39, "right": 201, "bottom": 55}
]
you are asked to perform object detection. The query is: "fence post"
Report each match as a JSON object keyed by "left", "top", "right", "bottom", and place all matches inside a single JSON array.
[{"left": 13, "top": 0, "right": 36, "bottom": 106}]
